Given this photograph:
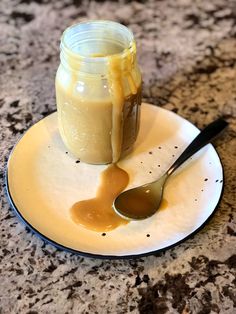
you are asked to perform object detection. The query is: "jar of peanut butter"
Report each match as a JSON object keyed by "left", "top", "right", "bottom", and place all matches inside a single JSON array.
[{"left": 55, "top": 21, "right": 142, "bottom": 164}]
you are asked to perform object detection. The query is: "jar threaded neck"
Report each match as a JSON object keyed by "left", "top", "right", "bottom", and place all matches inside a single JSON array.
[{"left": 60, "top": 20, "right": 136, "bottom": 74}]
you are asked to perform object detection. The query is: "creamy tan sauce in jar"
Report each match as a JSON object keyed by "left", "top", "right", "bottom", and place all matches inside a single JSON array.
[{"left": 56, "top": 21, "right": 142, "bottom": 164}]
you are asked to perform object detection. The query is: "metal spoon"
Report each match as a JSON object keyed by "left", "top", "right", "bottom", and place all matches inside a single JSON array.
[{"left": 113, "top": 118, "right": 228, "bottom": 220}]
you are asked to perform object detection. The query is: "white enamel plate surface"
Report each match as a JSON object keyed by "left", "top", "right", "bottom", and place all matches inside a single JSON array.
[{"left": 6, "top": 104, "right": 224, "bottom": 258}]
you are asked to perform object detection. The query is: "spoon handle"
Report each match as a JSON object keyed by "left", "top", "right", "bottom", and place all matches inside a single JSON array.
[{"left": 167, "top": 118, "right": 228, "bottom": 176}]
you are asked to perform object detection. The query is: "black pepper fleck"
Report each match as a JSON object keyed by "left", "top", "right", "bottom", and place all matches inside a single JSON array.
[
  {"left": 146, "top": 234, "right": 150, "bottom": 237},
  {"left": 204, "top": 178, "right": 208, "bottom": 181},
  {"left": 158, "top": 146, "right": 162, "bottom": 149},
  {"left": 158, "top": 165, "right": 161, "bottom": 167},
  {"left": 66, "top": 152, "right": 68, "bottom": 154},
  {"left": 174, "top": 146, "right": 178, "bottom": 149},
  {"left": 149, "top": 151, "right": 152, "bottom": 154},
  {"left": 76, "top": 160, "right": 80, "bottom": 163},
  {"left": 102, "top": 233, "right": 106, "bottom": 236},
  {"left": 149, "top": 171, "right": 152, "bottom": 174}
]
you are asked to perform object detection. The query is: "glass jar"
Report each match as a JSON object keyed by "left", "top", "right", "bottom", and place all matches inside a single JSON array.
[{"left": 55, "top": 20, "right": 142, "bottom": 164}]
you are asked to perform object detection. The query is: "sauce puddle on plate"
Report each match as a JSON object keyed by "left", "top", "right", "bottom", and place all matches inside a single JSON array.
[
  {"left": 70, "top": 164, "right": 129, "bottom": 231},
  {"left": 159, "top": 198, "right": 168, "bottom": 211}
]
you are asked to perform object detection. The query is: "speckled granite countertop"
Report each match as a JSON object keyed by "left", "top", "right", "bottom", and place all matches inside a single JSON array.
[{"left": 0, "top": 0, "right": 236, "bottom": 313}]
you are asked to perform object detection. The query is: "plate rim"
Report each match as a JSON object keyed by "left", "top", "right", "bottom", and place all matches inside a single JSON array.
[{"left": 4, "top": 104, "right": 225, "bottom": 259}]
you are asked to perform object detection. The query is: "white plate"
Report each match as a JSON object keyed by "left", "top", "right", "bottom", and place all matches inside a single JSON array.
[{"left": 6, "top": 104, "right": 224, "bottom": 258}]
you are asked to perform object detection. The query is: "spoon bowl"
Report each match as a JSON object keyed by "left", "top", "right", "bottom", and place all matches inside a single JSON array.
[
  {"left": 113, "top": 118, "right": 228, "bottom": 220},
  {"left": 114, "top": 174, "right": 167, "bottom": 220}
]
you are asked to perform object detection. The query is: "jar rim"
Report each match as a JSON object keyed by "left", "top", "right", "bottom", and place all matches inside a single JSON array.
[{"left": 60, "top": 20, "right": 135, "bottom": 63}]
